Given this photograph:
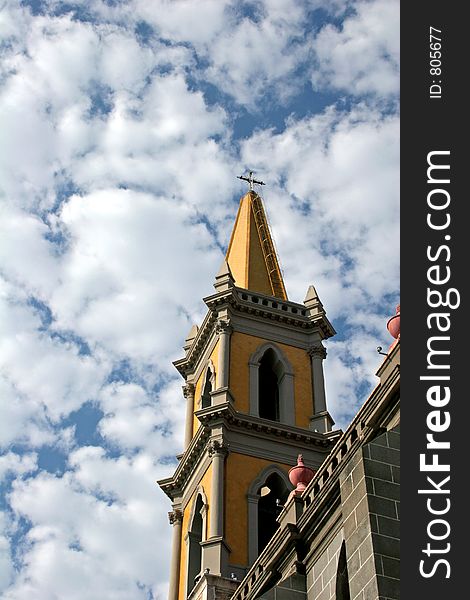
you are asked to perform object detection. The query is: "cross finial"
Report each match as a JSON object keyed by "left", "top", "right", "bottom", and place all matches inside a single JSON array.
[{"left": 237, "top": 170, "right": 265, "bottom": 191}]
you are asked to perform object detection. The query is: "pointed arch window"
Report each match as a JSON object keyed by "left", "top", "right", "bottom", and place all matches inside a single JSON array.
[
  {"left": 186, "top": 491, "right": 208, "bottom": 596},
  {"left": 247, "top": 466, "right": 292, "bottom": 565},
  {"left": 259, "top": 349, "right": 280, "bottom": 421},
  {"left": 249, "top": 343, "right": 295, "bottom": 426},
  {"left": 335, "top": 541, "right": 351, "bottom": 600},
  {"left": 200, "top": 362, "right": 216, "bottom": 409}
]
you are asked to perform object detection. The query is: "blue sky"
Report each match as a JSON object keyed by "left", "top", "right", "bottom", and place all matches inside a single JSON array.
[{"left": 0, "top": 1, "right": 399, "bottom": 597}]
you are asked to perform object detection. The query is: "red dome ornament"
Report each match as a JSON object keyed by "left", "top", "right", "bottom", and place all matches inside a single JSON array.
[
  {"left": 387, "top": 304, "right": 400, "bottom": 340},
  {"left": 288, "top": 454, "right": 315, "bottom": 499}
]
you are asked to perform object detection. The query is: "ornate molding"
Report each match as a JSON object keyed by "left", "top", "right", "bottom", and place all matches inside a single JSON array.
[
  {"left": 308, "top": 344, "right": 327, "bottom": 360},
  {"left": 207, "top": 439, "right": 229, "bottom": 457},
  {"left": 216, "top": 319, "right": 233, "bottom": 336},
  {"left": 168, "top": 509, "right": 183, "bottom": 525},
  {"left": 182, "top": 383, "right": 195, "bottom": 398}
]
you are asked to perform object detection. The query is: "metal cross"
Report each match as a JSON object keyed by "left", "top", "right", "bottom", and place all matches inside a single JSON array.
[{"left": 237, "top": 170, "right": 265, "bottom": 191}]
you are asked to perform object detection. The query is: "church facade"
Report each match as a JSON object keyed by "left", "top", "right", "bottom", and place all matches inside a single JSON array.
[{"left": 158, "top": 189, "right": 400, "bottom": 600}]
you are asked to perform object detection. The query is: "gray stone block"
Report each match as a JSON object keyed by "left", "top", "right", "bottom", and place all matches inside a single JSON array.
[
  {"left": 347, "top": 547, "right": 360, "bottom": 575},
  {"left": 363, "top": 576, "right": 379, "bottom": 600},
  {"left": 381, "top": 556, "right": 400, "bottom": 580},
  {"left": 373, "top": 480, "right": 400, "bottom": 502},
  {"left": 358, "top": 536, "right": 374, "bottom": 566},
  {"left": 327, "top": 531, "right": 343, "bottom": 561},
  {"left": 352, "top": 461, "right": 366, "bottom": 488},
  {"left": 369, "top": 445, "right": 399, "bottom": 466},
  {"left": 341, "top": 473, "right": 353, "bottom": 499},
  {"left": 364, "top": 459, "right": 393, "bottom": 482},
  {"left": 365, "top": 476, "right": 375, "bottom": 495},
  {"left": 372, "top": 533, "right": 400, "bottom": 559},
  {"left": 369, "top": 514, "right": 379, "bottom": 534},
  {"left": 275, "top": 587, "right": 307, "bottom": 600},
  {"left": 368, "top": 496, "right": 398, "bottom": 519},
  {"left": 350, "top": 554, "right": 376, "bottom": 595},
  {"left": 394, "top": 501, "right": 400, "bottom": 519},
  {"left": 391, "top": 466, "right": 400, "bottom": 484},
  {"left": 344, "top": 511, "right": 357, "bottom": 538},
  {"left": 355, "top": 496, "right": 370, "bottom": 527},
  {"left": 369, "top": 432, "right": 389, "bottom": 448},
  {"left": 344, "top": 481, "right": 368, "bottom": 513},
  {"left": 312, "top": 550, "right": 329, "bottom": 581},
  {"left": 347, "top": 520, "right": 371, "bottom": 551},
  {"left": 376, "top": 575, "right": 399, "bottom": 599},
  {"left": 377, "top": 516, "right": 400, "bottom": 539},
  {"left": 386, "top": 431, "right": 400, "bottom": 451}
]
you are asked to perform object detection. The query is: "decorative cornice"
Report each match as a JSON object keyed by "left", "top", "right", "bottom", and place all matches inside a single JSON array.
[
  {"left": 207, "top": 439, "right": 229, "bottom": 457},
  {"left": 196, "top": 403, "right": 338, "bottom": 448},
  {"left": 182, "top": 383, "right": 195, "bottom": 398},
  {"left": 174, "top": 287, "right": 335, "bottom": 378},
  {"left": 168, "top": 509, "right": 183, "bottom": 525},
  {"left": 158, "top": 425, "right": 211, "bottom": 500},
  {"left": 216, "top": 319, "right": 233, "bottom": 335},
  {"left": 307, "top": 344, "right": 327, "bottom": 360},
  {"left": 158, "top": 402, "right": 340, "bottom": 500}
]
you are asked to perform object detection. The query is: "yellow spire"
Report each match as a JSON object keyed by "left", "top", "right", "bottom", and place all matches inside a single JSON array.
[{"left": 225, "top": 190, "right": 288, "bottom": 300}]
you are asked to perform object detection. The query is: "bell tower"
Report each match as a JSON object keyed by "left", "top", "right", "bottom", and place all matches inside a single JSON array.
[{"left": 159, "top": 188, "right": 340, "bottom": 600}]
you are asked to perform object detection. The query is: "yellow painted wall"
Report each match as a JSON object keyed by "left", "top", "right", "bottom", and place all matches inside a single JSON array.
[
  {"left": 229, "top": 331, "right": 313, "bottom": 428},
  {"left": 177, "top": 463, "right": 212, "bottom": 600},
  {"left": 191, "top": 340, "right": 220, "bottom": 439},
  {"left": 225, "top": 452, "right": 291, "bottom": 566}
]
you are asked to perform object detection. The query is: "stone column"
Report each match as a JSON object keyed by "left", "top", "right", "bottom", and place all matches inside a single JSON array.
[
  {"left": 216, "top": 320, "right": 232, "bottom": 389},
  {"left": 168, "top": 509, "right": 183, "bottom": 600},
  {"left": 308, "top": 343, "right": 334, "bottom": 433},
  {"left": 183, "top": 383, "right": 195, "bottom": 450},
  {"left": 308, "top": 343, "right": 327, "bottom": 413},
  {"left": 201, "top": 440, "right": 230, "bottom": 576},
  {"left": 208, "top": 440, "right": 228, "bottom": 538}
]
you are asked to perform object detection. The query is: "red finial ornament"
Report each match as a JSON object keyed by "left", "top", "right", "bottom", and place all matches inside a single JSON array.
[
  {"left": 288, "top": 454, "right": 315, "bottom": 498},
  {"left": 387, "top": 304, "right": 400, "bottom": 340}
]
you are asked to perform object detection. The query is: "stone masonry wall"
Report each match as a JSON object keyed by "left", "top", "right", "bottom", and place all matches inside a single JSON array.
[
  {"left": 306, "top": 528, "right": 343, "bottom": 600},
  {"left": 340, "top": 426, "right": 400, "bottom": 600}
]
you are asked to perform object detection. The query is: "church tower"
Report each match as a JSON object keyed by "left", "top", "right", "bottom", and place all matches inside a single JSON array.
[{"left": 159, "top": 186, "right": 340, "bottom": 600}]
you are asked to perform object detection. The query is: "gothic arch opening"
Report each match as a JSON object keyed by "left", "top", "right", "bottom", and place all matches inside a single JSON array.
[
  {"left": 257, "top": 472, "right": 290, "bottom": 556},
  {"left": 335, "top": 541, "right": 351, "bottom": 600},
  {"left": 187, "top": 495, "right": 204, "bottom": 594},
  {"left": 259, "top": 349, "right": 280, "bottom": 421},
  {"left": 201, "top": 369, "right": 212, "bottom": 409},
  {"left": 249, "top": 343, "right": 295, "bottom": 426}
]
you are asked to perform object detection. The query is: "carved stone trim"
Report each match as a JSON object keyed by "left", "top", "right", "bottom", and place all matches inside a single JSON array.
[
  {"left": 207, "top": 439, "right": 229, "bottom": 457},
  {"left": 308, "top": 344, "right": 327, "bottom": 360},
  {"left": 168, "top": 509, "right": 183, "bottom": 525},
  {"left": 183, "top": 383, "right": 196, "bottom": 398},
  {"left": 216, "top": 319, "right": 233, "bottom": 336}
]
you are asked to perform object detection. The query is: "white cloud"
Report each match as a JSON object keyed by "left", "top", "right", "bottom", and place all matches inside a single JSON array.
[
  {"left": 5, "top": 450, "right": 172, "bottom": 600},
  {"left": 0, "top": 452, "right": 38, "bottom": 483},
  {"left": 50, "top": 188, "right": 223, "bottom": 364},
  {"left": 240, "top": 105, "right": 399, "bottom": 315},
  {"left": 312, "top": 0, "right": 399, "bottom": 97},
  {"left": 0, "top": 0, "right": 399, "bottom": 596}
]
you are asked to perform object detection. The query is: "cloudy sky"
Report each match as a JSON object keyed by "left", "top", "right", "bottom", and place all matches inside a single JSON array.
[{"left": 0, "top": 1, "right": 399, "bottom": 598}]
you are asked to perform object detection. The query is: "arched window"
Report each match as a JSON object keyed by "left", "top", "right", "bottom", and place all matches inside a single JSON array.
[
  {"left": 186, "top": 494, "right": 205, "bottom": 595},
  {"left": 184, "top": 488, "right": 207, "bottom": 596},
  {"left": 259, "top": 349, "right": 280, "bottom": 421},
  {"left": 248, "top": 343, "right": 295, "bottom": 425},
  {"left": 335, "top": 541, "right": 351, "bottom": 600},
  {"left": 257, "top": 472, "right": 289, "bottom": 553},
  {"left": 247, "top": 466, "right": 292, "bottom": 565},
  {"left": 201, "top": 370, "right": 212, "bottom": 409},
  {"left": 200, "top": 362, "right": 215, "bottom": 409}
]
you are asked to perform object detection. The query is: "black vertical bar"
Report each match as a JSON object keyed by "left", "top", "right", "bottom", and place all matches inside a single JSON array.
[{"left": 401, "top": 3, "right": 466, "bottom": 597}]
